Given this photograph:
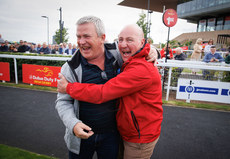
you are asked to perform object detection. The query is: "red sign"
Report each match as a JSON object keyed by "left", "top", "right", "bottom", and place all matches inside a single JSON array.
[
  {"left": 163, "top": 9, "right": 178, "bottom": 27},
  {"left": 0, "top": 62, "right": 10, "bottom": 81},
  {"left": 181, "top": 46, "right": 188, "bottom": 50},
  {"left": 22, "top": 64, "right": 61, "bottom": 87},
  {"left": 172, "top": 46, "right": 188, "bottom": 54}
]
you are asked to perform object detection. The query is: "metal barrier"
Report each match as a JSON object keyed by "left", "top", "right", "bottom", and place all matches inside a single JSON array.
[
  {"left": 0, "top": 54, "right": 70, "bottom": 84},
  {"left": 157, "top": 59, "right": 230, "bottom": 101},
  {"left": 173, "top": 50, "right": 228, "bottom": 60},
  {"left": 0, "top": 54, "right": 230, "bottom": 102}
]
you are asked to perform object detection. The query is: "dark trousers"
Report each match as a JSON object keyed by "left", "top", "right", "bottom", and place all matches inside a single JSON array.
[{"left": 69, "top": 131, "right": 120, "bottom": 159}]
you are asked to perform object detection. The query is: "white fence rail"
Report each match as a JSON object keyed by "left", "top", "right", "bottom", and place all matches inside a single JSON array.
[
  {"left": 157, "top": 59, "right": 230, "bottom": 101},
  {"left": 0, "top": 54, "right": 70, "bottom": 84},
  {"left": 176, "top": 50, "right": 228, "bottom": 58},
  {"left": 1, "top": 54, "right": 230, "bottom": 102}
]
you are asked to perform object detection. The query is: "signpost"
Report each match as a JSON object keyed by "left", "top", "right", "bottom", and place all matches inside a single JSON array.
[{"left": 162, "top": 9, "right": 178, "bottom": 62}]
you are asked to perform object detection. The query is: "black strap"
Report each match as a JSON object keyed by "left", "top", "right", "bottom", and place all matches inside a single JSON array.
[{"left": 131, "top": 111, "right": 141, "bottom": 139}]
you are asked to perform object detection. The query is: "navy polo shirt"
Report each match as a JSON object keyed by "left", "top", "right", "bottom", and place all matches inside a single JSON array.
[{"left": 79, "top": 48, "right": 118, "bottom": 133}]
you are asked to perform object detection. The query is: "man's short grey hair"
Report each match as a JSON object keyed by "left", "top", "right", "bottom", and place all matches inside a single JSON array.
[
  {"left": 76, "top": 16, "right": 105, "bottom": 36},
  {"left": 176, "top": 47, "right": 183, "bottom": 53}
]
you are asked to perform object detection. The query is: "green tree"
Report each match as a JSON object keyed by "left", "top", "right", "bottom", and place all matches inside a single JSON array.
[
  {"left": 136, "top": 11, "right": 148, "bottom": 39},
  {"left": 169, "top": 40, "right": 178, "bottom": 48},
  {"left": 184, "top": 40, "right": 192, "bottom": 46},
  {"left": 54, "top": 27, "right": 69, "bottom": 44},
  {"left": 161, "top": 43, "right": 165, "bottom": 48},
  {"left": 184, "top": 40, "right": 192, "bottom": 49}
]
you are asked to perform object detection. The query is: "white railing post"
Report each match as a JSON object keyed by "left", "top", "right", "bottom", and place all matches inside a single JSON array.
[
  {"left": 166, "top": 67, "right": 172, "bottom": 101},
  {"left": 13, "top": 58, "right": 18, "bottom": 84}
]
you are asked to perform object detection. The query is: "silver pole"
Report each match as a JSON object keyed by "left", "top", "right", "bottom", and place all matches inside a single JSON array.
[
  {"left": 47, "top": 17, "right": 49, "bottom": 45},
  {"left": 41, "top": 16, "right": 49, "bottom": 44}
]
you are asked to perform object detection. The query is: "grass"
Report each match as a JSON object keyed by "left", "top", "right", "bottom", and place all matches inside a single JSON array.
[
  {"left": 0, "top": 144, "right": 57, "bottom": 159},
  {"left": 0, "top": 82, "right": 229, "bottom": 111},
  {"left": 163, "top": 100, "right": 230, "bottom": 111},
  {"left": 180, "top": 68, "right": 202, "bottom": 74},
  {"left": 0, "top": 82, "right": 57, "bottom": 92}
]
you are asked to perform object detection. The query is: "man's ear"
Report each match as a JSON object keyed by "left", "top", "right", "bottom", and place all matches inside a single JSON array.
[
  {"left": 141, "top": 38, "right": 145, "bottom": 46},
  {"left": 101, "top": 34, "right": 106, "bottom": 42}
]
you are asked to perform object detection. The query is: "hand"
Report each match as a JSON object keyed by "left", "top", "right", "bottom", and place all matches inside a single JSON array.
[
  {"left": 146, "top": 46, "right": 158, "bottom": 66},
  {"left": 73, "top": 122, "right": 94, "bottom": 139},
  {"left": 57, "top": 73, "right": 69, "bottom": 93}
]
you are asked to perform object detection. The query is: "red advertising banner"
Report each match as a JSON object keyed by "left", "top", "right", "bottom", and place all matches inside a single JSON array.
[
  {"left": 180, "top": 46, "right": 188, "bottom": 50},
  {"left": 0, "top": 62, "right": 10, "bottom": 81},
  {"left": 172, "top": 46, "right": 188, "bottom": 54},
  {"left": 22, "top": 64, "right": 61, "bottom": 87}
]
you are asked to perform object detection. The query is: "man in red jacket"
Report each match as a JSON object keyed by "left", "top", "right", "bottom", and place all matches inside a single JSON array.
[{"left": 58, "top": 24, "right": 163, "bottom": 159}]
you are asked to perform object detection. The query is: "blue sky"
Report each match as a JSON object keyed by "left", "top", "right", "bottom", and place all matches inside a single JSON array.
[{"left": 0, "top": 0, "right": 197, "bottom": 44}]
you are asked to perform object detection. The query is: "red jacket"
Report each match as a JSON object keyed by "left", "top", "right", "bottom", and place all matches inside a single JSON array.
[
  {"left": 160, "top": 48, "right": 173, "bottom": 59},
  {"left": 67, "top": 43, "right": 163, "bottom": 143}
]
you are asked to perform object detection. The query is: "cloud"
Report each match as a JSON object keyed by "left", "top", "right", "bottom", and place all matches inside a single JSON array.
[{"left": 0, "top": 0, "right": 197, "bottom": 44}]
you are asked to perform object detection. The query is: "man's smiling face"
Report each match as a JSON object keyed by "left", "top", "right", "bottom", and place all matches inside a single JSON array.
[
  {"left": 76, "top": 22, "right": 105, "bottom": 61},
  {"left": 118, "top": 25, "right": 145, "bottom": 62}
]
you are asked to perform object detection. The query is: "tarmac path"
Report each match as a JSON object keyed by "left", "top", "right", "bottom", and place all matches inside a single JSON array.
[{"left": 0, "top": 86, "right": 230, "bottom": 159}]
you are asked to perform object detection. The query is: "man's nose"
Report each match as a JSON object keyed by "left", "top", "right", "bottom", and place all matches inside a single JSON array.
[
  {"left": 78, "top": 38, "right": 86, "bottom": 44},
  {"left": 119, "top": 41, "right": 127, "bottom": 48}
]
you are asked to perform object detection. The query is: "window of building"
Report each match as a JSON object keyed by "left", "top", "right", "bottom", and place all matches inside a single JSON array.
[
  {"left": 223, "top": 0, "right": 230, "bottom": 4},
  {"left": 224, "top": 16, "right": 230, "bottom": 30},
  {"left": 207, "top": 18, "right": 216, "bottom": 31},
  {"left": 196, "top": 0, "right": 202, "bottom": 10},
  {"left": 216, "top": 0, "right": 224, "bottom": 5},
  {"left": 191, "top": 0, "right": 196, "bottom": 11},
  {"left": 202, "top": 0, "right": 209, "bottom": 8},
  {"left": 216, "top": 17, "right": 224, "bottom": 30},
  {"left": 185, "top": 1, "right": 192, "bottom": 13},
  {"left": 208, "top": 0, "right": 215, "bottom": 7},
  {"left": 198, "top": 19, "right": 206, "bottom": 32},
  {"left": 177, "top": 4, "right": 182, "bottom": 15},
  {"left": 180, "top": 3, "right": 186, "bottom": 14}
]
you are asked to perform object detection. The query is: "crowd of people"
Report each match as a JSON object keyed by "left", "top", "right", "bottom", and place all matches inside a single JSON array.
[
  {"left": 158, "top": 38, "right": 230, "bottom": 82},
  {"left": 0, "top": 34, "right": 78, "bottom": 55},
  {"left": 1, "top": 33, "right": 229, "bottom": 62},
  {"left": 190, "top": 38, "right": 229, "bottom": 77},
  {"left": 158, "top": 38, "right": 230, "bottom": 65}
]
